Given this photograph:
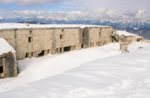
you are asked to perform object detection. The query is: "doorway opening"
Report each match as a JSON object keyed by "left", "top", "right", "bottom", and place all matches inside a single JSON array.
[
  {"left": 64, "top": 46, "right": 70, "bottom": 52},
  {"left": 38, "top": 50, "right": 45, "bottom": 57}
]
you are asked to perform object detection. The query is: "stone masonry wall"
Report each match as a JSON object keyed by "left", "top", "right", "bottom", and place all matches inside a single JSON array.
[{"left": 0, "top": 52, "right": 17, "bottom": 79}]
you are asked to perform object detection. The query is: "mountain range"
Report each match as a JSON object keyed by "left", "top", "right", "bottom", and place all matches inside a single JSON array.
[{"left": 1, "top": 17, "right": 150, "bottom": 29}]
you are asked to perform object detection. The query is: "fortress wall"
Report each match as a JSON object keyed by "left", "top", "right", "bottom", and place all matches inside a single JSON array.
[
  {"left": 0, "top": 27, "right": 82, "bottom": 60},
  {"left": 109, "top": 27, "right": 117, "bottom": 43},
  {"left": 88, "top": 27, "right": 117, "bottom": 47},
  {"left": 54, "top": 28, "right": 82, "bottom": 54},
  {"left": 81, "top": 27, "right": 117, "bottom": 49},
  {"left": 0, "top": 52, "right": 17, "bottom": 79},
  {"left": 126, "top": 36, "right": 135, "bottom": 44},
  {"left": 0, "top": 26, "right": 120, "bottom": 60},
  {"left": 15, "top": 28, "right": 54, "bottom": 59},
  {"left": 82, "top": 27, "right": 89, "bottom": 48},
  {"left": 0, "top": 29, "right": 16, "bottom": 48}
]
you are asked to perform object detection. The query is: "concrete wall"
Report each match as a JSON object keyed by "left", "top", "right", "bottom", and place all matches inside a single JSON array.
[
  {"left": 82, "top": 27, "right": 117, "bottom": 48},
  {"left": 0, "top": 27, "right": 117, "bottom": 60},
  {"left": 0, "top": 27, "right": 82, "bottom": 60},
  {"left": 0, "top": 52, "right": 17, "bottom": 79}
]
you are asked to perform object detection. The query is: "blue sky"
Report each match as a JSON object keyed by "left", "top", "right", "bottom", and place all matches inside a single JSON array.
[{"left": 0, "top": 0, "right": 150, "bottom": 21}]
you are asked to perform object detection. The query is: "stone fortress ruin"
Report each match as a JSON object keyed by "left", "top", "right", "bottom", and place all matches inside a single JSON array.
[{"left": 0, "top": 24, "right": 147, "bottom": 79}]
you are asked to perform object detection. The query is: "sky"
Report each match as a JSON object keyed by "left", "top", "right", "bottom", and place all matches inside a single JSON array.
[{"left": 0, "top": 0, "right": 150, "bottom": 21}]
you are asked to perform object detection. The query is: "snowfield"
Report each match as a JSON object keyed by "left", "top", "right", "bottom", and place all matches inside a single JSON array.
[
  {"left": 0, "top": 42, "right": 150, "bottom": 98},
  {"left": 0, "top": 38, "right": 15, "bottom": 55}
]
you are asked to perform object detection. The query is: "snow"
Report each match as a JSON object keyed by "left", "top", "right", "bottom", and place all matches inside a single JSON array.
[
  {"left": 0, "top": 38, "right": 15, "bottom": 55},
  {"left": 0, "top": 42, "right": 149, "bottom": 97},
  {"left": 0, "top": 23, "right": 109, "bottom": 30},
  {"left": 0, "top": 42, "right": 150, "bottom": 98},
  {"left": 117, "top": 30, "right": 137, "bottom": 36},
  {"left": 137, "top": 36, "right": 143, "bottom": 38}
]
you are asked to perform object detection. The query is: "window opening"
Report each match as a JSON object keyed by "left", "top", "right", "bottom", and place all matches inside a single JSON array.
[
  {"left": 64, "top": 46, "right": 71, "bottom": 52},
  {"left": 82, "top": 33, "right": 85, "bottom": 38},
  {"left": 28, "top": 37, "right": 32, "bottom": 43},
  {"left": 0, "top": 66, "right": 3, "bottom": 73},
  {"left": 38, "top": 50, "right": 45, "bottom": 57},
  {"left": 25, "top": 53, "right": 28, "bottom": 58},
  {"left": 60, "top": 35, "right": 62, "bottom": 39}
]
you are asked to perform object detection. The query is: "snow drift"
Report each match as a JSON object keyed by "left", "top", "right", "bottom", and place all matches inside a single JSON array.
[
  {"left": 0, "top": 38, "right": 15, "bottom": 55},
  {"left": 0, "top": 42, "right": 150, "bottom": 98}
]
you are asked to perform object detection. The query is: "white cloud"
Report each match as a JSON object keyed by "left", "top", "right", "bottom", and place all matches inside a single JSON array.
[
  {"left": 124, "top": 9, "right": 150, "bottom": 21},
  {"left": 10, "top": 8, "right": 120, "bottom": 21},
  {"left": 4, "top": 8, "right": 150, "bottom": 22}
]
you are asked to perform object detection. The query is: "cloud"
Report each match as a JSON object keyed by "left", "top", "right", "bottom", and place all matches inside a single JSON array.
[
  {"left": 0, "top": 0, "right": 70, "bottom": 6},
  {"left": 123, "top": 9, "right": 150, "bottom": 21},
  {"left": 11, "top": 8, "right": 120, "bottom": 20},
  {"left": 124, "top": 10, "right": 138, "bottom": 17},
  {"left": 2, "top": 8, "right": 150, "bottom": 22}
]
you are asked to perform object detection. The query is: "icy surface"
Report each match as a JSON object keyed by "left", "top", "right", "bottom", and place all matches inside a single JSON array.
[
  {"left": 0, "top": 23, "right": 109, "bottom": 30},
  {"left": 117, "top": 30, "right": 137, "bottom": 36},
  {"left": 0, "top": 42, "right": 150, "bottom": 98},
  {"left": 0, "top": 38, "right": 15, "bottom": 55}
]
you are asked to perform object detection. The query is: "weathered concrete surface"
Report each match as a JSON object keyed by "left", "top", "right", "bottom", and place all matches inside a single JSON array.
[
  {"left": 82, "top": 27, "right": 117, "bottom": 48},
  {"left": 0, "top": 52, "right": 17, "bottom": 79},
  {"left": 0, "top": 27, "right": 82, "bottom": 60},
  {"left": 0, "top": 26, "right": 143, "bottom": 60}
]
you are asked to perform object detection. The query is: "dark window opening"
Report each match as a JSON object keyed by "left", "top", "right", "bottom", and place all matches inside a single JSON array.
[
  {"left": 30, "top": 30, "right": 32, "bottom": 34},
  {"left": 31, "top": 52, "right": 33, "bottom": 57},
  {"left": 38, "top": 50, "right": 45, "bottom": 57},
  {"left": 28, "top": 37, "right": 32, "bottom": 43},
  {"left": 64, "top": 46, "right": 70, "bottom": 52},
  {"left": 25, "top": 53, "right": 28, "bottom": 58},
  {"left": 81, "top": 44, "right": 84, "bottom": 48},
  {"left": 137, "top": 39, "right": 140, "bottom": 42},
  {"left": 47, "top": 50, "right": 49, "bottom": 54},
  {"left": 0, "top": 66, "right": 3, "bottom": 73},
  {"left": 100, "top": 28, "right": 102, "bottom": 31},
  {"left": 60, "top": 35, "right": 62, "bottom": 39},
  {"left": 82, "top": 33, "right": 85, "bottom": 38},
  {"left": 62, "top": 29, "right": 64, "bottom": 32}
]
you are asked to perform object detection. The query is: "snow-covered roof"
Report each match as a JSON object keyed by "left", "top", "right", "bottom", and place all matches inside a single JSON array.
[
  {"left": 0, "top": 23, "right": 110, "bottom": 30},
  {"left": 136, "top": 36, "right": 144, "bottom": 38},
  {"left": 0, "top": 38, "right": 15, "bottom": 55},
  {"left": 117, "top": 30, "right": 137, "bottom": 36}
]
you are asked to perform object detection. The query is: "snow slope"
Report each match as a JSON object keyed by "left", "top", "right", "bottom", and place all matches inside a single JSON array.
[
  {"left": 0, "top": 43, "right": 121, "bottom": 93},
  {"left": 0, "top": 42, "right": 150, "bottom": 98},
  {"left": 0, "top": 38, "right": 15, "bottom": 55}
]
